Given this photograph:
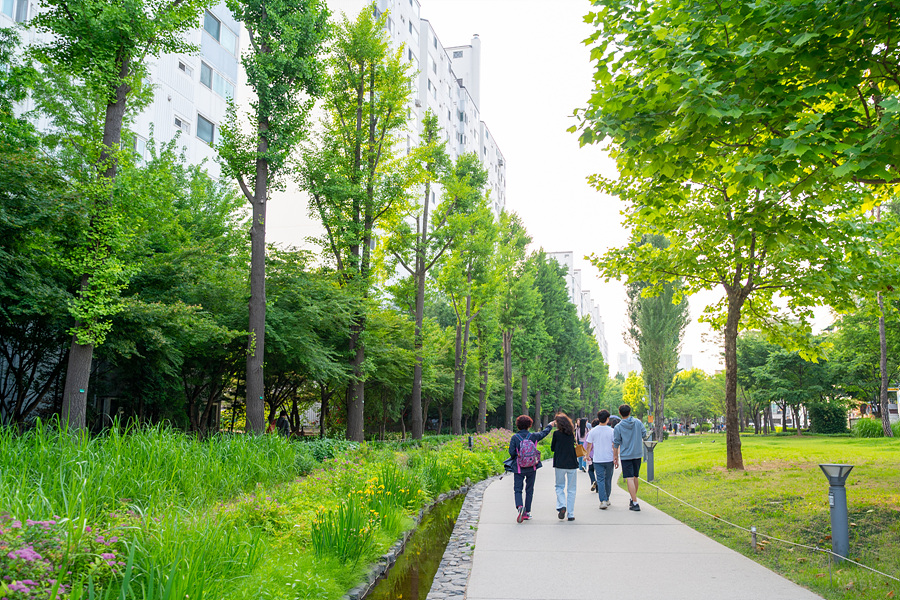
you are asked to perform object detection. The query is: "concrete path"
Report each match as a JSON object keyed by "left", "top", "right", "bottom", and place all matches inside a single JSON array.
[{"left": 465, "top": 467, "right": 823, "bottom": 600}]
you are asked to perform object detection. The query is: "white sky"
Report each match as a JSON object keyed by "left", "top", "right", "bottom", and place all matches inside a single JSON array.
[{"left": 266, "top": 0, "right": 728, "bottom": 375}]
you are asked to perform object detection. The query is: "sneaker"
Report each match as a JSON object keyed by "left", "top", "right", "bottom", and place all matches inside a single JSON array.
[
  {"left": 599, "top": 501, "right": 608, "bottom": 509},
  {"left": 557, "top": 507, "right": 566, "bottom": 520},
  {"left": 517, "top": 505, "right": 525, "bottom": 523},
  {"left": 629, "top": 499, "right": 634, "bottom": 507},
  {"left": 523, "top": 512, "right": 532, "bottom": 520},
  {"left": 567, "top": 516, "right": 575, "bottom": 521},
  {"left": 629, "top": 502, "right": 641, "bottom": 512},
  {"left": 590, "top": 482, "right": 597, "bottom": 492}
]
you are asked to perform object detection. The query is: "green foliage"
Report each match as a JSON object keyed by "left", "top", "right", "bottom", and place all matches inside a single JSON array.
[
  {"left": 300, "top": 437, "right": 360, "bottom": 462},
  {"left": 807, "top": 403, "right": 849, "bottom": 434},
  {"left": 310, "top": 495, "right": 375, "bottom": 565},
  {"left": 851, "top": 417, "right": 898, "bottom": 439}
]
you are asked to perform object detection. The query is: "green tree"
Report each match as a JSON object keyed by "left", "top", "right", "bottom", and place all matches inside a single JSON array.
[
  {"left": 437, "top": 191, "right": 496, "bottom": 435},
  {"left": 621, "top": 371, "right": 647, "bottom": 417},
  {"left": 302, "top": 8, "right": 413, "bottom": 441},
  {"left": 625, "top": 234, "right": 689, "bottom": 440},
  {"left": 219, "top": 0, "right": 329, "bottom": 434},
  {"left": 736, "top": 332, "right": 779, "bottom": 433},
  {"left": 29, "top": 0, "right": 215, "bottom": 430},
  {"left": 576, "top": 0, "right": 881, "bottom": 468}
]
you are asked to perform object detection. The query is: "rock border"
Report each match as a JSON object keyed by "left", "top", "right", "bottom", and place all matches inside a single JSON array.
[
  {"left": 423, "top": 474, "right": 499, "bottom": 600},
  {"left": 344, "top": 475, "right": 496, "bottom": 600}
]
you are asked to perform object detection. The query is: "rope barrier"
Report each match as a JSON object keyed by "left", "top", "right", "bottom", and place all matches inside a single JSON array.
[{"left": 638, "top": 477, "right": 900, "bottom": 583}]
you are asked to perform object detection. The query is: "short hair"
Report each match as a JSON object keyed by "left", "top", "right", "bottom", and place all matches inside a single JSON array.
[
  {"left": 598, "top": 409, "right": 610, "bottom": 423},
  {"left": 591, "top": 418, "right": 600, "bottom": 427},
  {"left": 619, "top": 404, "right": 632, "bottom": 418},
  {"left": 515, "top": 415, "right": 533, "bottom": 431},
  {"left": 280, "top": 410, "right": 288, "bottom": 418}
]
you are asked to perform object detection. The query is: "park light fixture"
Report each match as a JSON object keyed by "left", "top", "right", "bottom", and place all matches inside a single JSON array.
[
  {"left": 818, "top": 463, "right": 854, "bottom": 563},
  {"left": 643, "top": 440, "right": 659, "bottom": 482}
]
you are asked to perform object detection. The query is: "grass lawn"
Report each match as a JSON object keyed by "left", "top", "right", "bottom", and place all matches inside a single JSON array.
[{"left": 639, "top": 433, "right": 900, "bottom": 600}]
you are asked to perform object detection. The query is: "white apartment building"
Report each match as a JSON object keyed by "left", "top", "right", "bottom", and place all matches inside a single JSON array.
[
  {"left": 547, "top": 251, "right": 610, "bottom": 363},
  {"left": 4, "top": 1, "right": 239, "bottom": 176},
  {"left": 616, "top": 352, "right": 693, "bottom": 377},
  {"left": 332, "top": 0, "right": 507, "bottom": 216}
]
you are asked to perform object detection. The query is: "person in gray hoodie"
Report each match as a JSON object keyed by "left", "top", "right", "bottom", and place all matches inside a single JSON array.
[{"left": 612, "top": 404, "right": 649, "bottom": 511}]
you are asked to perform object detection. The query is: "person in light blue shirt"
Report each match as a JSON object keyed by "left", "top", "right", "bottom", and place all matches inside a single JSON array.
[{"left": 612, "top": 404, "right": 649, "bottom": 511}]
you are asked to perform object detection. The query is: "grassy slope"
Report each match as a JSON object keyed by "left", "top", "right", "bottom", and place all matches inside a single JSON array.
[{"left": 640, "top": 434, "right": 900, "bottom": 600}]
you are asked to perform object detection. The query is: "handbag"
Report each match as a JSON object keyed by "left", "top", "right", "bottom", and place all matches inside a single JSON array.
[{"left": 575, "top": 444, "right": 586, "bottom": 458}]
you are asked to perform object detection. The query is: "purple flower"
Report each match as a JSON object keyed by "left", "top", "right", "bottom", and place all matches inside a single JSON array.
[
  {"left": 7, "top": 547, "right": 42, "bottom": 562},
  {"left": 10, "top": 521, "right": 21, "bottom": 529},
  {"left": 100, "top": 553, "right": 115, "bottom": 560},
  {"left": 8, "top": 582, "right": 28, "bottom": 593}
]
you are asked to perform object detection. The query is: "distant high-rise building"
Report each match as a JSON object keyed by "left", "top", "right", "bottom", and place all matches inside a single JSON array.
[{"left": 547, "top": 251, "right": 609, "bottom": 364}]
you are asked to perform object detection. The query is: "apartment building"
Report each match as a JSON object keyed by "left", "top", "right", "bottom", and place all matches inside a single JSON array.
[{"left": 547, "top": 251, "right": 610, "bottom": 363}]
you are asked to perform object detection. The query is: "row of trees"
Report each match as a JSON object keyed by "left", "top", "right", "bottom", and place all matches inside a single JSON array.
[
  {"left": 0, "top": 5, "right": 609, "bottom": 439},
  {"left": 577, "top": 0, "right": 900, "bottom": 467}
]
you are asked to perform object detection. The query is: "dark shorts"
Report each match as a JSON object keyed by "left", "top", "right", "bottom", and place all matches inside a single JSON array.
[{"left": 621, "top": 457, "right": 642, "bottom": 479}]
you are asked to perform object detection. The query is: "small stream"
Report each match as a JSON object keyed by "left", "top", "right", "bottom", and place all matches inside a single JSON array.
[{"left": 366, "top": 494, "right": 465, "bottom": 600}]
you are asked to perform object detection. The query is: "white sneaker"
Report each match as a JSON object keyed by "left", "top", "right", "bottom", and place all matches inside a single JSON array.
[{"left": 599, "top": 501, "right": 609, "bottom": 509}]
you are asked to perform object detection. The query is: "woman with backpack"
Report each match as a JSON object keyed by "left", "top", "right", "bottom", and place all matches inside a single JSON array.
[
  {"left": 508, "top": 415, "right": 555, "bottom": 523},
  {"left": 551, "top": 413, "right": 579, "bottom": 521}
]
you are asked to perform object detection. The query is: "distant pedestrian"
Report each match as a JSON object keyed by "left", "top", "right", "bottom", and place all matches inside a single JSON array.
[
  {"left": 276, "top": 410, "right": 291, "bottom": 437},
  {"left": 585, "top": 409, "right": 615, "bottom": 509},
  {"left": 508, "top": 415, "right": 555, "bottom": 523},
  {"left": 551, "top": 413, "right": 578, "bottom": 521},
  {"left": 613, "top": 404, "right": 649, "bottom": 511},
  {"left": 575, "top": 418, "right": 590, "bottom": 471},
  {"left": 588, "top": 418, "right": 600, "bottom": 490}
]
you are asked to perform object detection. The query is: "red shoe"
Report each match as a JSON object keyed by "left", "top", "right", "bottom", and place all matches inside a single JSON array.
[
  {"left": 522, "top": 512, "right": 532, "bottom": 520},
  {"left": 516, "top": 506, "right": 525, "bottom": 523}
]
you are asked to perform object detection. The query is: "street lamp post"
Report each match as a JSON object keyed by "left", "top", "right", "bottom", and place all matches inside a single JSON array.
[
  {"left": 818, "top": 463, "right": 854, "bottom": 563},
  {"left": 643, "top": 440, "right": 659, "bottom": 482}
]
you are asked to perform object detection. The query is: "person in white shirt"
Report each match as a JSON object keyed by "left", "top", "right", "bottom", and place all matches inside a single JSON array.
[{"left": 584, "top": 409, "right": 616, "bottom": 509}]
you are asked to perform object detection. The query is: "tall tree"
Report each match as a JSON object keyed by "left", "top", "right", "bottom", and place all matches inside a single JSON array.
[
  {"left": 576, "top": 0, "right": 882, "bottom": 468},
  {"left": 29, "top": 0, "right": 215, "bottom": 429},
  {"left": 438, "top": 193, "right": 496, "bottom": 435},
  {"left": 219, "top": 0, "right": 329, "bottom": 434},
  {"left": 495, "top": 212, "right": 531, "bottom": 429},
  {"left": 302, "top": 8, "right": 413, "bottom": 441},
  {"left": 625, "top": 234, "right": 689, "bottom": 440}
]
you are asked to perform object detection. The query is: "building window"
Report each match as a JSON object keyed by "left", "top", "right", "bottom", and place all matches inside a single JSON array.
[
  {"left": 197, "top": 114, "right": 215, "bottom": 145},
  {"left": 200, "top": 61, "right": 235, "bottom": 99},
  {"left": 433, "top": 35, "right": 437, "bottom": 49},
  {"left": 178, "top": 61, "right": 193, "bottom": 77},
  {"left": 174, "top": 115, "right": 191, "bottom": 135},
  {"left": 453, "top": 50, "right": 463, "bottom": 59},
  {"left": 408, "top": 21, "right": 412, "bottom": 33},
  {"left": 133, "top": 136, "right": 147, "bottom": 163},
  {"left": 203, "top": 11, "right": 238, "bottom": 56},
  {"left": 1, "top": 0, "right": 27, "bottom": 22},
  {"left": 408, "top": 48, "right": 414, "bottom": 62}
]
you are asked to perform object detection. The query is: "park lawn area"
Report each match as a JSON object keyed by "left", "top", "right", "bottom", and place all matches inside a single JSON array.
[{"left": 642, "top": 434, "right": 900, "bottom": 600}]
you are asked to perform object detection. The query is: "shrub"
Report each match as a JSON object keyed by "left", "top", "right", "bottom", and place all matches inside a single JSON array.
[
  {"left": 300, "top": 438, "right": 360, "bottom": 462},
  {"left": 310, "top": 495, "right": 375, "bottom": 566},
  {"left": 808, "top": 403, "right": 849, "bottom": 434},
  {"left": 851, "top": 417, "right": 885, "bottom": 438},
  {"left": 893, "top": 420, "right": 900, "bottom": 437}
]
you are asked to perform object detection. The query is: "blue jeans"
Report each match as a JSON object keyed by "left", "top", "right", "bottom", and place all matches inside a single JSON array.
[
  {"left": 513, "top": 470, "right": 536, "bottom": 512},
  {"left": 554, "top": 468, "right": 577, "bottom": 516},
  {"left": 594, "top": 461, "right": 614, "bottom": 502}
]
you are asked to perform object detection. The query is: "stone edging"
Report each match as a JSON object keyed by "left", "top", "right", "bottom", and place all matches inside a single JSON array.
[
  {"left": 424, "top": 474, "right": 500, "bottom": 600},
  {"left": 344, "top": 476, "right": 488, "bottom": 600}
]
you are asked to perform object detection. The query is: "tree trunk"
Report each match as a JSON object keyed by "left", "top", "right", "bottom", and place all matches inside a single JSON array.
[
  {"left": 652, "top": 384, "right": 665, "bottom": 441},
  {"left": 503, "top": 330, "right": 513, "bottom": 429},
  {"left": 347, "top": 322, "right": 366, "bottom": 442},
  {"left": 723, "top": 293, "right": 745, "bottom": 469},
  {"left": 245, "top": 119, "right": 270, "bottom": 435},
  {"left": 437, "top": 407, "right": 443, "bottom": 435},
  {"left": 878, "top": 292, "right": 893, "bottom": 436},
  {"left": 534, "top": 389, "right": 541, "bottom": 429},
  {"left": 477, "top": 362, "right": 488, "bottom": 434},
  {"left": 410, "top": 178, "right": 432, "bottom": 441},
  {"left": 452, "top": 292, "right": 473, "bottom": 436},
  {"left": 61, "top": 66, "right": 131, "bottom": 431},
  {"left": 520, "top": 360, "right": 528, "bottom": 416}
]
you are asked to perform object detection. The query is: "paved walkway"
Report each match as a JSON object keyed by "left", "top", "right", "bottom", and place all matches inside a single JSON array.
[{"left": 465, "top": 468, "right": 823, "bottom": 600}]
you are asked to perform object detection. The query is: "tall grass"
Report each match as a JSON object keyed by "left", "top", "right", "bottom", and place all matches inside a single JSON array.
[{"left": 0, "top": 421, "right": 312, "bottom": 522}]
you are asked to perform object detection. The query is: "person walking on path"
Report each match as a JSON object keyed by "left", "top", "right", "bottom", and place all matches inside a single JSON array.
[
  {"left": 613, "top": 404, "right": 649, "bottom": 511},
  {"left": 508, "top": 415, "right": 555, "bottom": 523},
  {"left": 587, "top": 417, "right": 600, "bottom": 490},
  {"left": 276, "top": 410, "right": 291, "bottom": 437},
  {"left": 551, "top": 413, "right": 579, "bottom": 521},
  {"left": 575, "top": 417, "right": 590, "bottom": 471},
  {"left": 584, "top": 409, "right": 615, "bottom": 509}
]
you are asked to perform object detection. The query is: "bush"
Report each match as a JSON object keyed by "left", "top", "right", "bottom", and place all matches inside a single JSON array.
[
  {"left": 299, "top": 437, "right": 360, "bottom": 462},
  {"left": 894, "top": 420, "right": 900, "bottom": 437},
  {"left": 851, "top": 417, "right": 885, "bottom": 438},
  {"left": 808, "top": 403, "right": 849, "bottom": 434}
]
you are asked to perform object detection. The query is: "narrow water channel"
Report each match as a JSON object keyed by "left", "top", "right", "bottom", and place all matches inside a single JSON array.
[{"left": 366, "top": 494, "right": 465, "bottom": 600}]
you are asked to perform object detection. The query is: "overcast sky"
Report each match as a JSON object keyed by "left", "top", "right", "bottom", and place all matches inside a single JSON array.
[{"left": 267, "top": 0, "right": 729, "bottom": 374}]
